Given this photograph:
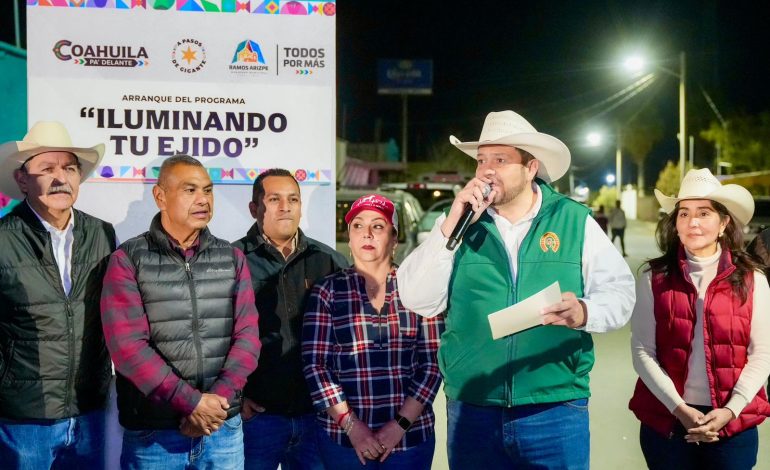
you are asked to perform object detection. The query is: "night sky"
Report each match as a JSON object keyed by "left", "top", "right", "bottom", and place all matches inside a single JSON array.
[
  {"left": 4, "top": 0, "right": 769, "bottom": 189},
  {"left": 335, "top": 0, "right": 769, "bottom": 189}
]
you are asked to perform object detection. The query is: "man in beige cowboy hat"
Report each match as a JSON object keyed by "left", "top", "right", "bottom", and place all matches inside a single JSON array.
[
  {"left": 398, "top": 110, "right": 635, "bottom": 469},
  {"left": 0, "top": 121, "right": 116, "bottom": 469}
]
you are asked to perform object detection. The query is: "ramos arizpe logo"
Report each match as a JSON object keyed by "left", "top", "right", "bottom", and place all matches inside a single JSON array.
[{"left": 229, "top": 40, "right": 269, "bottom": 74}]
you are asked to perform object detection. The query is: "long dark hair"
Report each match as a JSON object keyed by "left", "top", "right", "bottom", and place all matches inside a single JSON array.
[{"left": 647, "top": 200, "right": 763, "bottom": 303}]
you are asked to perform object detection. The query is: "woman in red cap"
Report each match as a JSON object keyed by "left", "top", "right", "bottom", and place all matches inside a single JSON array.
[{"left": 302, "top": 194, "right": 444, "bottom": 469}]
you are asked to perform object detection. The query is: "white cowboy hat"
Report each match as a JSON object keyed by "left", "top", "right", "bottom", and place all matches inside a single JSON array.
[
  {"left": 0, "top": 121, "right": 105, "bottom": 200},
  {"left": 449, "top": 110, "right": 571, "bottom": 182},
  {"left": 654, "top": 168, "right": 754, "bottom": 225}
]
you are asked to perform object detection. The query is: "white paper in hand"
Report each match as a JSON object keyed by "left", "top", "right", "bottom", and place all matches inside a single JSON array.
[{"left": 487, "top": 281, "right": 562, "bottom": 340}]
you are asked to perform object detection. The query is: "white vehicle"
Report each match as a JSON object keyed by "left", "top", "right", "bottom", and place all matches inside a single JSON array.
[
  {"left": 378, "top": 181, "right": 461, "bottom": 212},
  {"left": 416, "top": 198, "right": 454, "bottom": 244}
]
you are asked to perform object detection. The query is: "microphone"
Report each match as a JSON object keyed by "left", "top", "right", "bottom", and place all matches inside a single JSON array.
[{"left": 446, "top": 184, "right": 491, "bottom": 250}]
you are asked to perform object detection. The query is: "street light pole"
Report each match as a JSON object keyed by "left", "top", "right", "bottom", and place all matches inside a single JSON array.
[
  {"left": 401, "top": 94, "right": 409, "bottom": 165},
  {"left": 679, "top": 51, "right": 687, "bottom": 182},
  {"left": 622, "top": 51, "right": 687, "bottom": 181},
  {"left": 616, "top": 126, "right": 622, "bottom": 201},
  {"left": 14, "top": 0, "right": 21, "bottom": 48}
]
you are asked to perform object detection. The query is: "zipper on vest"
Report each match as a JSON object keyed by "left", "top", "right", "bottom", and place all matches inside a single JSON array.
[
  {"left": 43, "top": 232, "right": 68, "bottom": 299},
  {"left": 702, "top": 291, "right": 720, "bottom": 403},
  {"left": 677, "top": 280, "right": 700, "bottom": 409},
  {"left": 507, "top": 270, "right": 516, "bottom": 407},
  {"left": 44, "top": 232, "right": 76, "bottom": 414},
  {"left": 185, "top": 262, "right": 205, "bottom": 390},
  {"left": 65, "top": 298, "right": 75, "bottom": 415}
]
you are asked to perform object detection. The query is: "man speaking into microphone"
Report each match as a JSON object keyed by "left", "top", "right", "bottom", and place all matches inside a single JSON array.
[{"left": 397, "top": 110, "right": 634, "bottom": 470}]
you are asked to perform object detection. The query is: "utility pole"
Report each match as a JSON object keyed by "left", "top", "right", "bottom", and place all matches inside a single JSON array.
[
  {"left": 401, "top": 94, "right": 408, "bottom": 165},
  {"left": 616, "top": 126, "right": 622, "bottom": 201},
  {"left": 679, "top": 51, "right": 687, "bottom": 182},
  {"left": 14, "top": 0, "right": 22, "bottom": 48}
]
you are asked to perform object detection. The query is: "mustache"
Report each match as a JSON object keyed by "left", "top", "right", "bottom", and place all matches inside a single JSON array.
[{"left": 47, "top": 184, "right": 73, "bottom": 195}]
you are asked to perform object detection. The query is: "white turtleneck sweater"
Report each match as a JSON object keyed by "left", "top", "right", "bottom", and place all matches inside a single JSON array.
[{"left": 631, "top": 246, "right": 770, "bottom": 417}]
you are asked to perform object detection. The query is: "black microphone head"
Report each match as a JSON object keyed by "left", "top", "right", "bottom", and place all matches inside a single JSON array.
[{"left": 446, "top": 183, "right": 492, "bottom": 251}]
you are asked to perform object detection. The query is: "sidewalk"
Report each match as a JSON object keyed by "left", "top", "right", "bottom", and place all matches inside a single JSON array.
[{"left": 429, "top": 219, "right": 770, "bottom": 469}]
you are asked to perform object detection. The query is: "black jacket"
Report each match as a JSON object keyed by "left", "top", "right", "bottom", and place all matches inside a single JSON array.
[
  {"left": 0, "top": 202, "right": 115, "bottom": 420},
  {"left": 747, "top": 229, "right": 770, "bottom": 270},
  {"left": 115, "top": 214, "right": 240, "bottom": 430},
  {"left": 233, "top": 224, "right": 347, "bottom": 415}
]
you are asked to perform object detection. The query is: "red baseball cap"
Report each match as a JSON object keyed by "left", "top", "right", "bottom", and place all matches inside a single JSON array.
[{"left": 344, "top": 194, "right": 398, "bottom": 233}]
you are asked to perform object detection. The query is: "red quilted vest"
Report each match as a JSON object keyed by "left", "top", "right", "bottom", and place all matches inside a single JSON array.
[{"left": 629, "top": 246, "right": 770, "bottom": 437}]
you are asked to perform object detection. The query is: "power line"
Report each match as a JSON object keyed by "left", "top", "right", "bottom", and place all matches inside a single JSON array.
[{"left": 545, "top": 73, "right": 657, "bottom": 125}]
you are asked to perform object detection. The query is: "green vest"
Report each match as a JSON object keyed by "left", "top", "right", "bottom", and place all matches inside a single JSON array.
[{"left": 442, "top": 181, "right": 592, "bottom": 407}]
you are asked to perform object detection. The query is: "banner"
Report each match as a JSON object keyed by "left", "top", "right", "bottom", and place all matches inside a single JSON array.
[{"left": 26, "top": 0, "right": 336, "bottom": 245}]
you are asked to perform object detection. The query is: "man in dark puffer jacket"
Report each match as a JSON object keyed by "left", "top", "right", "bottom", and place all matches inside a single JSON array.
[
  {"left": 101, "top": 154, "right": 260, "bottom": 469},
  {"left": 0, "top": 122, "right": 116, "bottom": 470},
  {"left": 233, "top": 168, "right": 347, "bottom": 469}
]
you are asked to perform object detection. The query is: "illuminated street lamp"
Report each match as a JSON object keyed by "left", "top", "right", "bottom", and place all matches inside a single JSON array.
[
  {"left": 587, "top": 129, "right": 623, "bottom": 200},
  {"left": 605, "top": 173, "right": 616, "bottom": 185},
  {"left": 623, "top": 51, "right": 687, "bottom": 182},
  {"left": 623, "top": 56, "right": 645, "bottom": 73},
  {"left": 586, "top": 132, "right": 603, "bottom": 147}
]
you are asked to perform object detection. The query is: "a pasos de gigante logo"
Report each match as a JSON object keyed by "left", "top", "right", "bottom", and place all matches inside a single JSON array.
[
  {"left": 52, "top": 40, "right": 149, "bottom": 67},
  {"left": 171, "top": 39, "right": 207, "bottom": 74},
  {"left": 281, "top": 47, "right": 325, "bottom": 75}
]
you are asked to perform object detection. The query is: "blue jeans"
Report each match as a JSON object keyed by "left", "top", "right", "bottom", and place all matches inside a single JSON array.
[
  {"left": 640, "top": 423, "right": 758, "bottom": 470},
  {"left": 316, "top": 425, "right": 434, "bottom": 470},
  {"left": 120, "top": 414, "right": 244, "bottom": 470},
  {"left": 446, "top": 397, "right": 589, "bottom": 470},
  {"left": 242, "top": 412, "right": 323, "bottom": 470},
  {"left": 0, "top": 409, "right": 106, "bottom": 470}
]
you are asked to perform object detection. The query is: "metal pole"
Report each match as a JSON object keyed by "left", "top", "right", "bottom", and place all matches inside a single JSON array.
[
  {"left": 401, "top": 94, "right": 408, "bottom": 165},
  {"left": 689, "top": 135, "right": 694, "bottom": 169},
  {"left": 679, "top": 51, "right": 687, "bottom": 181},
  {"left": 14, "top": 0, "right": 21, "bottom": 48},
  {"left": 616, "top": 128, "right": 622, "bottom": 201},
  {"left": 716, "top": 142, "right": 722, "bottom": 176}
]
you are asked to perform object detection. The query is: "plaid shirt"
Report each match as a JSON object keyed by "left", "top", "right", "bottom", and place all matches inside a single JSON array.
[
  {"left": 101, "top": 235, "right": 260, "bottom": 416},
  {"left": 302, "top": 267, "right": 444, "bottom": 451}
]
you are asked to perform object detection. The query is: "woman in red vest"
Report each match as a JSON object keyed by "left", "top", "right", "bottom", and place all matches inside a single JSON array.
[{"left": 629, "top": 168, "right": 770, "bottom": 469}]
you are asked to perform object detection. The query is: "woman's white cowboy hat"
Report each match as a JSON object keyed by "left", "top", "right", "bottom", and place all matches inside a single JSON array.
[
  {"left": 449, "top": 110, "right": 571, "bottom": 183},
  {"left": 654, "top": 168, "right": 754, "bottom": 225},
  {"left": 0, "top": 121, "right": 105, "bottom": 200}
]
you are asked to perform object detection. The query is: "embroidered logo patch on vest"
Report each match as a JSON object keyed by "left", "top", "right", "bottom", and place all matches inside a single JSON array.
[{"left": 539, "top": 232, "right": 560, "bottom": 253}]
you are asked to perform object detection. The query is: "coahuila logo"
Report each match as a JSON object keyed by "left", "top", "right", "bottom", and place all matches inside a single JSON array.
[
  {"left": 229, "top": 40, "right": 269, "bottom": 74},
  {"left": 171, "top": 39, "right": 206, "bottom": 74},
  {"left": 281, "top": 47, "right": 325, "bottom": 75},
  {"left": 53, "top": 40, "right": 148, "bottom": 67}
]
